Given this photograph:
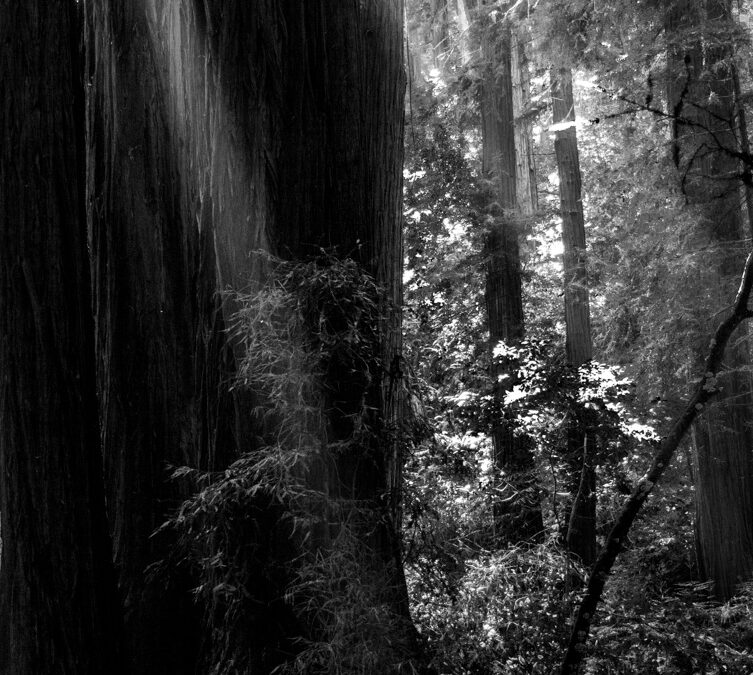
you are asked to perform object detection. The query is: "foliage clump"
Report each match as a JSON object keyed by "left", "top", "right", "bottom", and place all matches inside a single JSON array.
[
  {"left": 408, "top": 543, "right": 580, "bottom": 674},
  {"left": 160, "top": 253, "right": 414, "bottom": 674},
  {"left": 589, "top": 583, "right": 753, "bottom": 674}
]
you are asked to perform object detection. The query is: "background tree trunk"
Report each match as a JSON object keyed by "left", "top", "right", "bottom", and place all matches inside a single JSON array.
[
  {"left": 479, "top": 8, "right": 543, "bottom": 542},
  {"left": 551, "top": 66, "right": 596, "bottom": 567},
  {"left": 0, "top": 2, "right": 120, "bottom": 672},
  {"left": 512, "top": 29, "right": 538, "bottom": 215},
  {"left": 665, "top": 0, "right": 753, "bottom": 599}
]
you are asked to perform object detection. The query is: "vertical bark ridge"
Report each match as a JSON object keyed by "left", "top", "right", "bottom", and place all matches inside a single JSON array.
[
  {"left": 275, "top": 0, "right": 421, "bottom": 659},
  {"left": 85, "top": 1, "right": 257, "bottom": 670},
  {"left": 0, "top": 2, "right": 120, "bottom": 672},
  {"left": 511, "top": 28, "right": 538, "bottom": 215}
]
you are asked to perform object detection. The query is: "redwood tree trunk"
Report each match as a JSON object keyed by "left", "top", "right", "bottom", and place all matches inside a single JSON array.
[
  {"left": 89, "top": 0, "right": 419, "bottom": 670},
  {"left": 479, "top": 11, "right": 543, "bottom": 542},
  {"left": 85, "top": 1, "right": 239, "bottom": 671},
  {"left": 551, "top": 67, "right": 596, "bottom": 567},
  {"left": 512, "top": 29, "right": 538, "bottom": 216},
  {"left": 275, "top": 0, "right": 417, "bottom": 640},
  {"left": 665, "top": 0, "right": 753, "bottom": 600},
  {"left": 86, "top": 2, "right": 419, "bottom": 670},
  {"left": 0, "top": 2, "right": 120, "bottom": 672}
]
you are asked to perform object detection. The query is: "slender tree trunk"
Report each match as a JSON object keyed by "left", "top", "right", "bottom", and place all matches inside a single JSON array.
[
  {"left": 551, "top": 68, "right": 592, "bottom": 369},
  {"left": 479, "top": 9, "right": 543, "bottom": 542},
  {"left": 512, "top": 30, "right": 538, "bottom": 215},
  {"left": 551, "top": 67, "right": 596, "bottom": 566},
  {"left": 456, "top": 0, "right": 472, "bottom": 65},
  {"left": 733, "top": 67, "right": 753, "bottom": 239},
  {"left": 430, "top": 0, "right": 449, "bottom": 69},
  {"left": 0, "top": 2, "right": 120, "bottom": 672},
  {"left": 665, "top": 0, "right": 753, "bottom": 600}
]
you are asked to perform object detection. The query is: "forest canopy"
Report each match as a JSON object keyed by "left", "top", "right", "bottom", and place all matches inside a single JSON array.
[{"left": 2, "top": 1, "right": 753, "bottom": 674}]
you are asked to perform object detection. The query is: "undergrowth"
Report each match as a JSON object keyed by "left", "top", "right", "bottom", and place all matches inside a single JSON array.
[
  {"left": 161, "top": 253, "right": 417, "bottom": 674},
  {"left": 402, "top": 340, "right": 753, "bottom": 674}
]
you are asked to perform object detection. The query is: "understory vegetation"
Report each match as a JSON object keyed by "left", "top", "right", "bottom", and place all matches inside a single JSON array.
[
  {"left": 395, "top": 0, "right": 753, "bottom": 672},
  {"left": 162, "top": 255, "right": 419, "bottom": 674}
]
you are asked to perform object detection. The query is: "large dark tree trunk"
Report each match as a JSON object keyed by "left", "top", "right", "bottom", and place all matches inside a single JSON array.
[
  {"left": 275, "top": 0, "right": 418, "bottom": 647},
  {"left": 0, "top": 2, "right": 120, "bottom": 673},
  {"left": 85, "top": 2, "right": 241, "bottom": 671},
  {"left": 551, "top": 67, "right": 596, "bottom": 567},
  {"left": 665, "top": 0, "right": 753, "bottom": 600},
  {"left": 479, "top": 9, "right": 543, "bottom": 543},
  {"left": 88, "top": 0, "right": 418, "bottom": 671}
]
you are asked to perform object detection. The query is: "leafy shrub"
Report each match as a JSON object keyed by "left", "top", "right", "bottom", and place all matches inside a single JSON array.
[
  {"left": 278, "top": 522, "right": 419, "bottom": 675},
  {"left": 408, "top": 543, "right": 580, "bottom": 674},
  {"left": 160, "top": 253, "right": 416, "bottom": 674},
  {"left": 588, "top": 582, "right": 753, "bottom": 674}
]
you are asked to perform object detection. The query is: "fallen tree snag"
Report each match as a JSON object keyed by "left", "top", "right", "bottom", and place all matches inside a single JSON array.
[{"left": 559, "top": 249, "right": 753, "bottom": 674}]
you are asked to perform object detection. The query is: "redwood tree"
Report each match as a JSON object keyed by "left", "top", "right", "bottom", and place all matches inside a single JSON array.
[
  {"left": 86, "top": 0, "right": 419, "bottom": 671},
  {"left": 0, "top": 2, "right": 120, "bottom": 672},
  {"left": 551, "top": 66, "right": 596, "bottom": 566},
  {"left": 85, "top": 1, "right": 242, "bottom": 670},
  {"left": 665, "top": 0, "right": 753, "bottom": 600},
  {"left": 478, "top": 6, "right": 543, "bottom": 542},
  {"left": 275, "top": 0, "right": 417, "bottom": 646}
]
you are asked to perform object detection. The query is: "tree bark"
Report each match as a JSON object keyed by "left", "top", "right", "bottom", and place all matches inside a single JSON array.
[
  {"left": 0, "top": 2, "right": 120, "bottom": 672},
  {"left": 479, "top": 8, "right": 543, "bottom": 542},
  {"left": 512, "top": 29, "right": 538, "bottom": 215},
  {"left": 665, "top": 0, "right": 753, "bottom": 600},
  {"left": 551, "top": 67, "right": 596, "bottom": 567},
  {"left": 85, "top": 1, "right": 244, "bottom": 671},
  {"left": 87, "top": 1, "right": 420, "bottom": 670},
  {"left": 275, "top": 1, "right": 420, "bottom": 652}
]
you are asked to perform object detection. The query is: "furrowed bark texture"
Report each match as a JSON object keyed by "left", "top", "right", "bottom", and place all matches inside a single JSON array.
[
  {"left": 666, "top": 0, "right": 753, "bottom": 600},
  {"left": 147, "top": 3, "right": 319, "bottom": 671},
  {"left": 560, "top": 251, "right": 753, "bottom": 674},
  {"left": 159, "top": 0, "right": 279, "bottom": 299},
  {"left": 479, "top": 11, "right": 543, "bottom": 542},
  {"left": 151, "top": 4, "right": 294, "bottom": 669},
  {"left": 86, "top": 1, "right": 244, "bottom": 671},
  {"left": 277, "top": 2, "right": 405, "bottom": 502},
  {"left": 0, "top": 2, "right": 120, "bottom": 672},
  {"left": 511, "top": 29, "right": 538, "bottom": 215},
  {"left": 89, "top": 0, "right": 418, "bottom": 670},
  {"left": 551, "top": 67, "right": 596, "bottom": 567}
]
